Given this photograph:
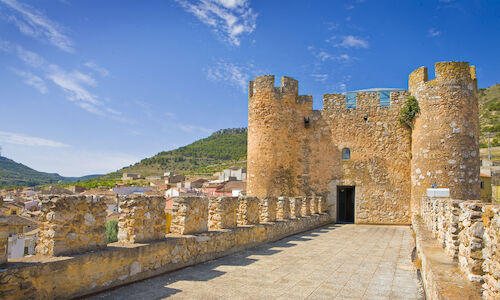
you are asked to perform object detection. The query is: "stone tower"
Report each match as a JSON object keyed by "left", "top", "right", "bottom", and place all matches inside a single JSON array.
[
  {"left": 409, "top": 62, "right": 480, "bottom": 213},
  {"left": 247, "top": 75, "right": 314, "bottom": 198}
]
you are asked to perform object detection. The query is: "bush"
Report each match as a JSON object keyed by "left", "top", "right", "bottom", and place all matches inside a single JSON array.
[
  {"left": 399, "top": 96, "right": 420, "bottom": 129},
  {"left": 105, "top": 219, "right": 118, "bottom": 243}
]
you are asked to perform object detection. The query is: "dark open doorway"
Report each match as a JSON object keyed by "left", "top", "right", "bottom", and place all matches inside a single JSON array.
[{"left": 337, "top": 186, "right": 355, "bottom": 223}]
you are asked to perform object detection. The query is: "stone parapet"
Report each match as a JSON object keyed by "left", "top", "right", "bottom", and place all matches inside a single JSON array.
[
  {"left": 171, "top": 197, "right": 208, "bottom": 235},
  {"left": 0, "top": 215, "right": 7, "bottom": 265},
  {"left": 290, "top": 197, "right": 302, "bottom": 218},
  {"left": 36, "top": 195, "right": 107, "bottom": 256},
  {"left": 208, "top": 197, "right": 238, "bottom": 230},
  {"left": 482, "top": 205, "right": 500, "bottom": 299},
  {"left": 458, "top": 201, "right": 485, "bottom": 282},
  {"left": 237, "top": 196, "right": 259, "bottom": 225},
  {"left": 318, "top": 196, "right": 328, "bottom": 213},
  {"left": 276, "top": 197, "right": 290, "bottom": 220},
  {"left": 118, "top": 195, "right": 166, "bottom": 243},
  {"left": 259, "top": 197, "right": 277, "bottom": 222},
  {"left": 0, "top": 213, "right": 330, "bottom": 299},
  {"left": 301, "top": 197, "right": 311, "bottom": 216},
  {"left": 310, "top": 196, "right": 318, "bottom": 214},
  {"left": 420, "top": 196, "right": 500, "bottom": 299}
]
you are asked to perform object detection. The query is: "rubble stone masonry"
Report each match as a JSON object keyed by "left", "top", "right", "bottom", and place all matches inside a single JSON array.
[
  {"left": 237, "top": 196, "right": 259, "bottom": 225},
  {"left": 208, "top": 197, "right": 238, "bottom": 229},
  {"left": 0, "top": 196, "right": 7, "bottom": 265},
  {"left": 170, "top": 197, "right": 208, "bottom": 235},
  {"left": 118, "top": 195, "right": 166, "bottom": 243},
  {"left": 259, "top": 197, "right": 277, "bottom": 222},
  {"left": 0, "top": 196, "right": 330, "bottom": 300},
  {"left": 420, "top": 196, "right": 500, "bottom": 299},
  {"left": 276, "top": 196, "right": 290, "bottom": 220},
  {"left": 248, "top": 61, "right": 478, "bottom": 225},
  {"left": 290, "top": 197, "right": 302, "bottom": 218},
  {"left": 36, "top": 195, "right": 107, "bottom": 256}
]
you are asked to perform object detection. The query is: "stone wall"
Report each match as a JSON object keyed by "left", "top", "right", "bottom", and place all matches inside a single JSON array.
[
  {"left": 409, "top": 62, "right": 480, "bottom": 214},
  {"left": 301, "top": 197, "right": 311, "bottom": 216},
  {"left": 237, "top": 196, "right": 259, "bottom": 225},
  {"left": 247, "top": 62, "right": 479, "bottom": 225},
  {"left": 318, "top": 196, "right": 328, "bottom": 213},
  {"left": 118, "top": 195, "right": 166, "bottom": 243},
  {"left": 290, "top": 197, "right": 302, "bottom": 218},
  {"left": 0, "top": 196, "right": 6, "bottom": 265},
  {"left": 259, "top": 197, "right": 277, "bottom": 222},
  {"left": 0, "top": 195, "right": 330, "bottom": 300},
  {"left": 310, "top": 196, "right": 318, "bottom": 214},
  {"left": 419, "top": 196, "right": 500, "bottom": 299},
  {"left": 36, "top": 195, "right": 107, "bottom": 256},
  {"left": 208, "top": 197, "right": 238, "bottom": 229},
  {"left": 170, "top": 197, "right": 208, "bottom": 235},
  {"left": 276, "top": 197, "right": 290, "bottom": 220}
]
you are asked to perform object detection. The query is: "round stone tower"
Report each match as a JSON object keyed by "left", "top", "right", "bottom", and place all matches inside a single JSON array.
[
  {"left": 409, "top": 61, "right": 480, "bottom": 213},
  {"left": 247, "top": 75, "right": 309, "bottom": 198}
]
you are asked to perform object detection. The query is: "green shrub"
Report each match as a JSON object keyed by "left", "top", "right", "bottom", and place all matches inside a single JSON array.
[
  {"left": 105, "top": 219, "right": 118, "bottom": 243},
  {"left": 399, "top": 96, "right": 420, "bottom": 129}
]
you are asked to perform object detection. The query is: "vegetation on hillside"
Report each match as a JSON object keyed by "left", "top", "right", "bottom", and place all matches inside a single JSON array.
[
  {"left": 479, "top": 84, "right": 500, "bottom": 148},
  {"left": 118, "top": 128, "right": 247, "bottom": 176},
  {"left": 0, "top": 156, "right": 100, "bottom": 189}
]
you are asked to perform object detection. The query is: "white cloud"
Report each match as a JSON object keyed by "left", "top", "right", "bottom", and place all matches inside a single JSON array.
[
  {"left": 206, "top": 59, "right": 262, "bottom": 92},
  {"left": 336, "top": 35, "right": 369, "bottom": 48},
  {"left": 10, "top": 68, "right": 48, "bottom": 94},
  {"left": 15, "top": 45, "right": 46, "bottom": 67},
  {"left": 428, "top": 28, "right": 441, "bottom": 37},
  {"left": 84, "top": 61, "right": 110, "bottom": 77},
  {"left": 0, "top": 131, "right": 67, "bottom": 147},
  {"left": 308, "top": 46, "right": 353, "bottom": 63},
  {"left": 175, "top": 0, "right": 257, "bottom": 46},
  {"left": 0, "top": 0, "right": 74, "bottom": 52},
  {"left": 178, "top": 124, "right": 213, "bottom": 134},
  {"left": 312, "top": 74, "right": 328, "bottom": 83}
]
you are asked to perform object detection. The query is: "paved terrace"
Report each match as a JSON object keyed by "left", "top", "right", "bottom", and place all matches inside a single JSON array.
[{"left": 88, "top": 225, "right": 422, "bottom": 299}]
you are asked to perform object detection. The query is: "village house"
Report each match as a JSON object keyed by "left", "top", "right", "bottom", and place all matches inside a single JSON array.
[
  {"left": 164, "top": 172, "right": 185, "bottom": 184},
  {"left": 122, "top": 173, "right": 142, "bottom": 181}
]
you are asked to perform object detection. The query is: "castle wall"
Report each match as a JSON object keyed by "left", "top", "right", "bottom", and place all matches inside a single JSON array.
[
  {"left": 409, "top": 62, "right": 480, "bottom": 214},
  {"left": 323, "top": 91, "right": 412, "bottom": 224}
]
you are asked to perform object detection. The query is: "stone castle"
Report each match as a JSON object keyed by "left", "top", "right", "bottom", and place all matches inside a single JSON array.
[{"left": 247, "top": 61, "right": 480, "bottom": 225}]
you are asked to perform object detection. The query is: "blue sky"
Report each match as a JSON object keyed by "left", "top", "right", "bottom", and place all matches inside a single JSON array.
[{"left": 0, "top": 0, "right": 499, "bottom": 176}]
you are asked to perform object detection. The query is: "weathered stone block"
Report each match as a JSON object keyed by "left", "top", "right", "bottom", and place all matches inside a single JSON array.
[
  {"left": 259, "top": 197, "right": 277, "bottom": 222},
  {"left": 310, "top": 196, "right": 318, "bottom": 214},
  {"left": 118, "top": 195, "right": 166, "bottom": 243},
  {"left": 318, "top": 196, "right": 328, "bottom": 213},
  {"left": 290, "top": 197, "right": 302, "bottom": 218},
  {"left": 0, "top": 215, "right": 7, "bottom": 265},
  {"left": 301, "top": 197, "right": 311, "bottom": 216},
  {"left": 276, "top": 197, "right": 290, "bottom": 220},
  {"left": 36, "top": 195, "right": 107, "bottom": 256},
  {"left": 237, "top": 196, "right": 259, "bottom": 225},
  {"left": 208, "top": 197, "right": 238, "bottom": 229},
  {"left": 171, "top": 197, "right": 208, "bottom": 235}
]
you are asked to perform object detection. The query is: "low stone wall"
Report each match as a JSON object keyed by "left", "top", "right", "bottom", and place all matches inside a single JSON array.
[
  {"left": 237, "top": 196, "right": 259, "bottom": 225},
  {"left": 36, "top": 195, "right": 107, "bottom": 256},
  {"left": 208, "top": 197, "right": 238, "bottom": 229},
  {"left": 318, "top": 196, "right": 327, "bottom": 213},
  {"left": 259, "top": 197, "right": 277, "bottom": 222},
  {"left": 0, "top": 215, "right": 7, "bottom": 265},
  {"left": 0, "top": 211, "right": 330, "bottom": 299},
  {"left": 418, "top": 196, "right": 500, "bottom": 299},
  {"left": 170, "top": 197, "right": 208, "bottom": 235},
  {"left": 118, "top": 195, "right": 166, "bottom": 243},
  {"left": 301, "top": 197, "right": 311, "bottom": 216},
  {"left": 276, "top": 197, "right": 290, "bottom": 220},
  {"left": 290, "top": 197, "right": 302, "bottom": 218},
  {"left": 310, "top": 196, "right": 318, "bottom": 214}
]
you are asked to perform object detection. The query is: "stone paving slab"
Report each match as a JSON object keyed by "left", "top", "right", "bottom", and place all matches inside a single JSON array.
[{"left": 87, "top": 224, "right": 423, "bottom": 300}]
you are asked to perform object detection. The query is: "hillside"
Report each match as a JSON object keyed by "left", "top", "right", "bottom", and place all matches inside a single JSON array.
[
  {"left": 116, "top": 128, "right": 247, "bottom": 177},
  {"left": 0, "top": 156, "right": 101, "bottom": 188},
  {"left": 479, "top": 84, "right": 500, "bottom": 147}
]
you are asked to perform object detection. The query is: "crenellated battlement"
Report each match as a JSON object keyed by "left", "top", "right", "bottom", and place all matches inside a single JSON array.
[
  {"left": 249, "top": 75, "right": 312, "bottom": 107},
  {"left": 0, "top": 195, "right": 330, "bottom": 299},
  {"left": 409, "top": 61, "right": 477, "bottom": 93},
  {"left": 323, "top": 90, "right": 409, "bottom": 112}
]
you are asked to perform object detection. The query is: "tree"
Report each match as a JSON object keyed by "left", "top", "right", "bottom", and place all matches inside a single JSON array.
[{"left": 105, "top": 219, "right": 118, "bottom": 243}]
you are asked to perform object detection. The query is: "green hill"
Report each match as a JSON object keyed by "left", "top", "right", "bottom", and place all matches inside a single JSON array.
[
  {"left": 479, "top": 84, "right": 500, "bottom": 147},
  {"left": 116, "top": 128, "right": 247, "bottom": 177},
  {"left": 0, "top": 156, "right": 101, "bottom": 188}
]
